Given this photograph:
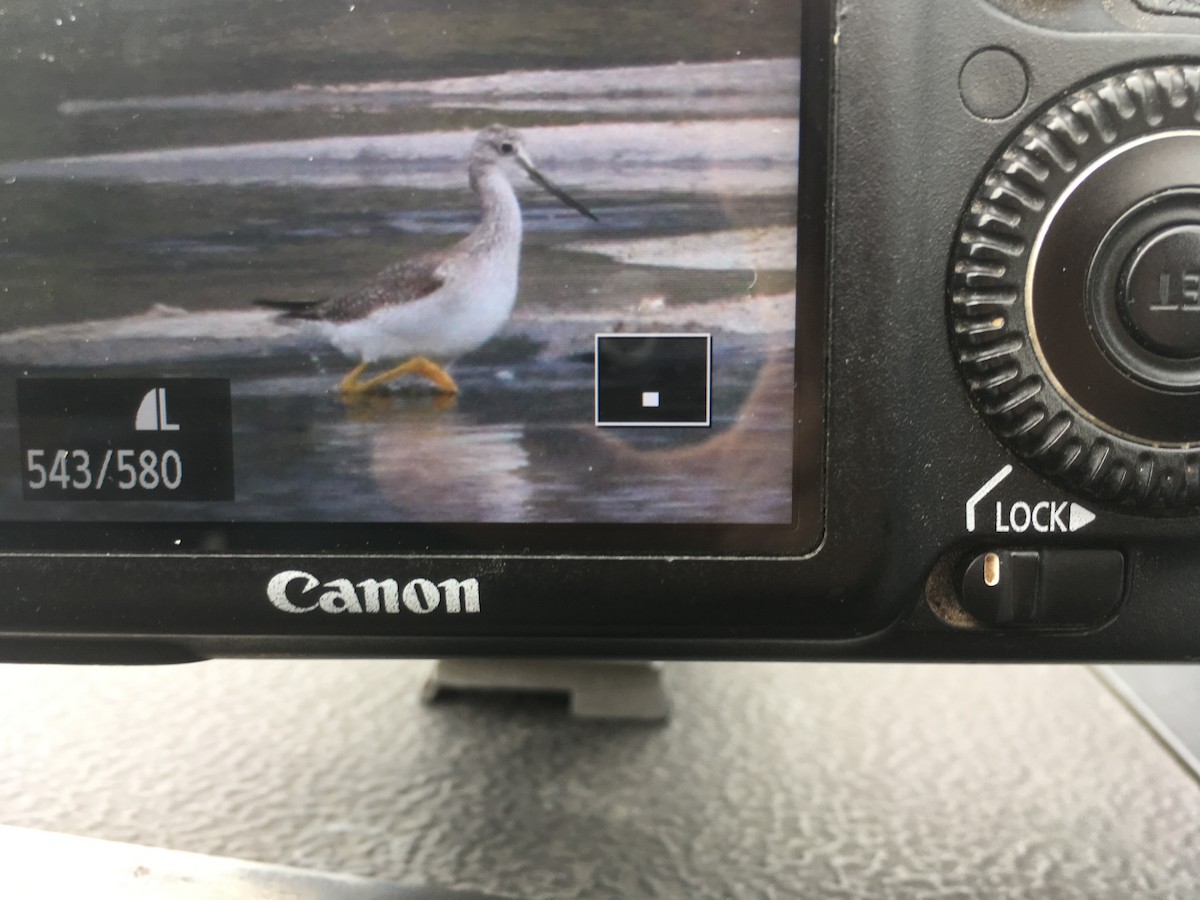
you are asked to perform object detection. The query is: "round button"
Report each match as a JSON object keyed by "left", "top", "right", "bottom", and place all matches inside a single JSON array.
[
  {"left": 959, "top": 48, "right": 1028, "bottom": 120},
  {"left": 1119, "top": 224, "right": 1200, "bottom": 359}
]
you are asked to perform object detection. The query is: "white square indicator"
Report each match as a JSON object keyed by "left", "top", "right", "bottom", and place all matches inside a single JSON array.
[{"left": 641, "top": 391, "right": 660, "bottom": 408}]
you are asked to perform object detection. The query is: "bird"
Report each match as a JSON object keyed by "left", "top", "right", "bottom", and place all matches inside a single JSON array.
[{"left": 257, "top": 124, "right": 597, "bottom": 397}]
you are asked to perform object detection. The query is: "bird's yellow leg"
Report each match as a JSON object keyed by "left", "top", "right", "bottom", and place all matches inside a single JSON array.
[
  {"left": 359, "top": 356, "right": 460, "bottom": 394},
  {"left": 338, "top": 361, "right": 371, "bottom": 396}
]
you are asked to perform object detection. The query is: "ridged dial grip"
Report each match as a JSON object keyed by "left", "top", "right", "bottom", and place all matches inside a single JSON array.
[{"left": 950, "top": 64, "right": 1200, "bottom": 513}]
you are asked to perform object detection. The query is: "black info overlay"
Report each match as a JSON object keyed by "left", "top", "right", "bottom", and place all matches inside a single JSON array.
[
  {"left": 16, "top": 378, "right": 234, "bottom": 501},
  {"left": 595, "top": 334, "right": 711, "bottom": 426}
]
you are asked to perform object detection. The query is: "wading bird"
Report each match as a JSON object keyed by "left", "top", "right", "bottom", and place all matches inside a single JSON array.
[{"left": 258, "top": 125, "right": 597, "bottom": 397}]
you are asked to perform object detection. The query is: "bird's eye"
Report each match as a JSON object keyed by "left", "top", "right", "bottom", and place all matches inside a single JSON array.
[{"left": 499, "top": 141, "right": 514, "bottom": 155}]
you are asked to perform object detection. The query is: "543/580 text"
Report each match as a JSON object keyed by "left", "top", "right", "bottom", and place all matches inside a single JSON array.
[{"left": 25, "top": 448, "right": 183, "bottom": 492}]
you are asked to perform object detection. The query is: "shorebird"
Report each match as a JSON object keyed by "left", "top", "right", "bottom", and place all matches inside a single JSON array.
[{"left": 258, "top": 124, "right": 597, "bottom": 397}]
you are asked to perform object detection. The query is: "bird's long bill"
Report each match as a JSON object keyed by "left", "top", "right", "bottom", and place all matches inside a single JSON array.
[{"left": 518, "top": 157, "right": 599, "bottom": 222}]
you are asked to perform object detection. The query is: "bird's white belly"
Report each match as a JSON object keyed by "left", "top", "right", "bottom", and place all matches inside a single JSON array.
[{"left": 327, "top": 262, "right": 518, "bottom": 364}]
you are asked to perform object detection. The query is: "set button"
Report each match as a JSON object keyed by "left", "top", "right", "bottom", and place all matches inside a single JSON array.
[{"left": 1118, "top": 223, "right": 1200, "bottom": 360}]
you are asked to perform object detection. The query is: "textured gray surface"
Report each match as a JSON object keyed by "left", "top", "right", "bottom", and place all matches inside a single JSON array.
[
  {"left": 0, "top": 825, "right": 506, "bottom": 900},
  {"left": 0, "top": 660, "right": 1197, "bottom": 899},
  {"left": 1103, "top": 666, "right": 1200, "bottom": 779}
]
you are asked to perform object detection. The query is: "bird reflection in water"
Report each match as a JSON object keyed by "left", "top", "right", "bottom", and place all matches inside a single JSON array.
[
  {"left": 342, "top": 391, "right": 457, "bottom": 422},
  {"left": 354, "top": 355, "right": 805, "bottom": 524}
]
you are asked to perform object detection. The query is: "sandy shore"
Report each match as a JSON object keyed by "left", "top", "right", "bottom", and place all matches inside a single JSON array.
[{"left": 0, "top": 118, "right": 798, "bottom": 196}]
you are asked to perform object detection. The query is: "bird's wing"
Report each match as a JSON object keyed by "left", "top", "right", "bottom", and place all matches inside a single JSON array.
[{"left": 299, "top": 252, "right": 448, "bottom": 323}]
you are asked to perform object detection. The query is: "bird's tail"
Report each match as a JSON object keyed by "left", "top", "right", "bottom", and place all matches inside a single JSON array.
[{"left": 254, "top": 298, "right": 328, "bottom": 320}]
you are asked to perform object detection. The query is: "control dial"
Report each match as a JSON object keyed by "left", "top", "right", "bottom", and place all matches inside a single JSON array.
[{"left": 950, "top": 65, "right": 1200, "bottom": 513}]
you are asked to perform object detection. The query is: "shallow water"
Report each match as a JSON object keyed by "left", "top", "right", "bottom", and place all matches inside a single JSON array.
[
  {"left": 0, "top": 180, "right": 800, "bottom": 523},
  {"left": 0, "top": 344, "right": 796, "bottom": 524},
  {"left": 0, "top": 182, "right": 797, "bottom": 330}
]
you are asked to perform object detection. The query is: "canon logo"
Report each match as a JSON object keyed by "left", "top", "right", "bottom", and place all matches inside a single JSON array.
[{"left": 267, "top": 570, "right": 480, "bottom": 615}]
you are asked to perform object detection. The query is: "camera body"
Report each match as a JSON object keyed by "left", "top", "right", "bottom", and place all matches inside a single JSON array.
[{"left": 4, "top": 0, "right": 1200, "bottom": 662}]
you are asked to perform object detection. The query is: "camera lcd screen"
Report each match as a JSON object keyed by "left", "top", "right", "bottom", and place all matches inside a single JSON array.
[{"left": 0, "top": 0, "right": 820, "bottom": 550}]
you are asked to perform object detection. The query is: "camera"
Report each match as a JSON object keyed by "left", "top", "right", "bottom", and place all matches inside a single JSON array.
[{"left": 1, "top": 0, "right": 1199, "bottom": 662}]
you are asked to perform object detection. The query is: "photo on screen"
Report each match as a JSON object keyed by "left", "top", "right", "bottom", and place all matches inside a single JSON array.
[{"left": 0, "top": 0, "right": 807, "bottom": 526}]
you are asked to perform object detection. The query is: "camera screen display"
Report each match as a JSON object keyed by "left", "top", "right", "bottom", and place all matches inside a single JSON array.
[{"left": 0, "top": 0, "right": 817, "bottom": 543}]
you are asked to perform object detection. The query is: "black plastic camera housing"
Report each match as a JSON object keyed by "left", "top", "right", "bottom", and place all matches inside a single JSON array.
[{"left": 5, "top": 0, "right": 1200, "bottom": 663}]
